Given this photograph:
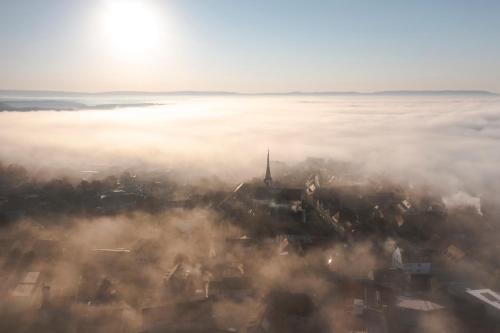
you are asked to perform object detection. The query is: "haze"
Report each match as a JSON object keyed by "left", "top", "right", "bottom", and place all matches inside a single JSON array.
[
  {"left": 1, "top": 1, "right": 500, "bottom": 332},
  {"left": 1, "top": 0, "right": 500, "bottom": 92},
  {"left": 1, "top": 94, "right": 499, "bottom": 200}
]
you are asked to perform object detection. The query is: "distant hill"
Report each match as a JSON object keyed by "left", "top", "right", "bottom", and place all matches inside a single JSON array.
[
  {"left": 0, "top": 100, "right": 161, "bottom": 112},
  {"left": 371, "top": 90, "right": 497, "bottom": 96},
  {"left": 0, "top": 89, "right": 497, "bottom": 98},
  {"left": 267, "top": 90, "right": 498, "bottom": 96},
  {"left": 0, "top": 90, "right": 238, "bottom": 97}
]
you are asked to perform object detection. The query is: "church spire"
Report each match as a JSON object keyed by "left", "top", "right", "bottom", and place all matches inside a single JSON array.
[{"left": 264, "top": 149, "right": 273, "bottom": 187}]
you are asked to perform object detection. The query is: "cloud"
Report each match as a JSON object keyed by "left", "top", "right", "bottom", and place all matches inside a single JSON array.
[
  {"left": 1, "top": 94, "right": 500, "bottom": 331},
  {"left": 443, "top": 191, "right": 482, "bottom": 215},
  {"left": 0, "top": 95, "right": 499, "bottom": 197}
]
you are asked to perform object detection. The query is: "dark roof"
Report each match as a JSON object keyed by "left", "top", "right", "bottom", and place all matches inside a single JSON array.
[
  {"left": 265, "top": 291, "right": 315, "bottom": 317},
  {"left": 142, "top": 299, "right": 221, "bottom": 332},
  {"left": 253, "top": 186, "right": 303, "bottom": 202},
  {"left": 210, "top": 277, "right": 250, "bottom": 290}
]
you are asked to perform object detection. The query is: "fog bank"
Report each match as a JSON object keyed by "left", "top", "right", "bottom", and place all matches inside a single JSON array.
[{"left": 0, "top": 95, "right": 498, "bottom": 198}]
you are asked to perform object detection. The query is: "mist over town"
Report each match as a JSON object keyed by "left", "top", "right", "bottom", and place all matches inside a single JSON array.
[
  {"left": 0, "top": 93, "right": 499, "bottom": 333},
  {"left": 1, "top": 0, "right": 500, "bottom": 332}
]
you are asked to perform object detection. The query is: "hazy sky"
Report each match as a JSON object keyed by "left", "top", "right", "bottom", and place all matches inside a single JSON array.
[{"left": 1, "top": 0, "right": 499, "bottom": 93}]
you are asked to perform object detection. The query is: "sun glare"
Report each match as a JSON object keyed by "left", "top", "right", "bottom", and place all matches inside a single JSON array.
[{"left": 100, "top": 0, "right": 164, "bottom": 59}]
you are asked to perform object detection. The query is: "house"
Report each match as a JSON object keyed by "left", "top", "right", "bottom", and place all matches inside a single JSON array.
[
  {"left": 142, "top": 299, "right": 234, "bottom": 333},
  {"left": 404, "top": 263, "right": 431, "bottom": 275},
  {"left": 465, "top": 289, "right": 500, "bottom": 320},
  {"left": 11, "top": 271, "right": 41, "bottom": 308},
  {"left": 388, "top": 297, "right": 445, "bottom": 333},
  {"left": 247, "top": 291, "right": 327, "bottom": 333}
]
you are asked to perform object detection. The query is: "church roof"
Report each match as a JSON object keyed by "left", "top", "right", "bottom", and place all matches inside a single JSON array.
[{"left": 264, "top": 149, "right": 273, "bottom": 186}]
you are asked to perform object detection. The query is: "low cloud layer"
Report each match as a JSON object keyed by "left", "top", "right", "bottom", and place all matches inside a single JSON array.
[
  {"left": 1, "top": 95, "right": 499, "bottom": 332},
  {"left": 0, "top": 95, "right": 499, "bottom": 198}
]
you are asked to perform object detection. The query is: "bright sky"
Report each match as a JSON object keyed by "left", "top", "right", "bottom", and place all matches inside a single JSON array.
[{"left": 0, "top": 0, "right": 499, "bottom": 93}]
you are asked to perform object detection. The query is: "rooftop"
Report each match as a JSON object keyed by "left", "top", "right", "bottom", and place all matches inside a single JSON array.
[
  {"left": 396, "top": 296, "right": 444, "bottom": 312},
  {"left": 466, "top": 289, "right": 500, "bottom": 311}
]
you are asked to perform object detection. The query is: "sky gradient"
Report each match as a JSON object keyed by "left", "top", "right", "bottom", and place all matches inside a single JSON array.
[{"left": 1, "top": 0, "right": 499, "bottom": 93}]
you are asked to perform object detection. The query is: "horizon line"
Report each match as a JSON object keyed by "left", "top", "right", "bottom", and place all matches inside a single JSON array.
[{"left": 0, "top": 89, "right": 498, "bottom": 96}]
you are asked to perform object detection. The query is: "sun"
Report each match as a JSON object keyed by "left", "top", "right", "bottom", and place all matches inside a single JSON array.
[{"left": 100, "top": 0, "right": 163, "bottom": 59}]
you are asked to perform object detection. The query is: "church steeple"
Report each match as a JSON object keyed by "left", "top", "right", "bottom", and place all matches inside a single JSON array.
[{"left": 264, "top": 149, "right": 273, "bottom": 187}]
